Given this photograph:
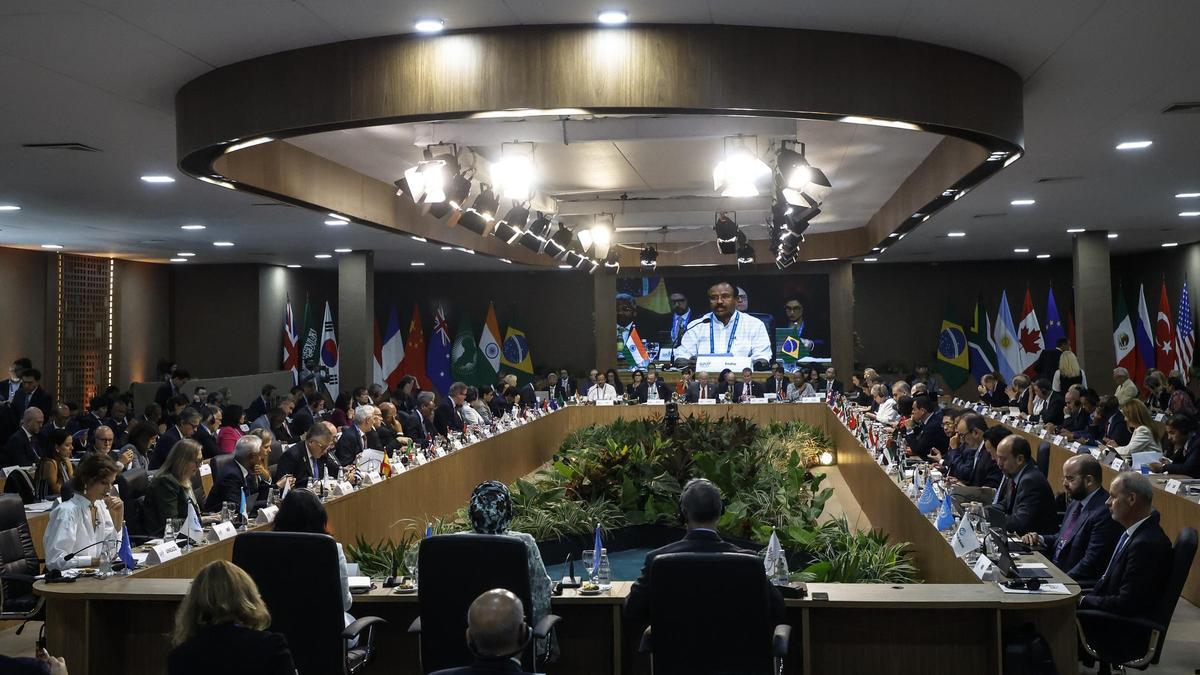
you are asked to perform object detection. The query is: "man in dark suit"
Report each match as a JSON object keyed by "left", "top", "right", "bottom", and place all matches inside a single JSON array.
[
  {"left": 545, "top": 372, "right": 570, "bottom": 401},
  {"left": 205, "top": 434, "right": 273, "bottom": 513},
  {"left": 686, "top": 372, "right": 716, "bottom": 403},
  {"left": 814, "top": 367, "right": 843, "bottom": 396},
  {"left": 516, "top": 380, "right": 538, "bottom": 410},
  {"left": 977, "top": 373, "right": 1010, "bottom": 408},
  {"left": 1059, "top": 388, "right": 1091, "bottom": 435},
  {"left": 624, "top": 478, "right": 784, "bottom": 631},
  {"left": 39, "top": 403, "right": 71, "bottom": 446},
  {"left": 1150, "top": 414, "right": 1200, "bottom": 477},
  {"left": 633, "top": 370, "right": 671, "bottom": 403},
  {"left": 435, "top": 383, "right": 468, "bottom": 437},
  {"left": 334, "top": 405, "right": 376, "bottom": 466},
  {"left": 993, "top": 435, "right": 1058, "bottom": 535},
  {"left": 902, "top": 396, "right": 949, "bottom": 460},
  {"left": 1028, "top": 378, "right": 1065, "bottom": 427},
  {"left": 376, "top": 402, "right": 413, "bottom": 452},
  {"left": 1097, "top": 396, "right": 1132, "bottom": 447},
  {"left": 1007, "top": 374, "right": 1032, "bottom": 413},
  {"left": 557, "top": 369, "right": 576, "bottom": 398},
  {"left": 1021, "top": 454, "right": 1119, "bottom": 582},
  {"left": 245, "top": 384, "right": 276, "bottom": 426},
  {"left": 192, "top": 405, "right": 220, "bottom": 460},
  {"left": 76, "top": 395, "right": 109, "bottom": 436},
  {"left": 154, "top": 369, "right": 190, "bottom": 408},
  {"left": 1, "top": 408, "right": 43, "bottom": 468},
  {"left": 10, "top": 369, "right": 53, "bottom": 421},
  {"left": 731, "top": 368, "right": 764, "bottom": 402},
  {"left": 933, "top": 412, "right": 1003, "bottom": 489},
  {"left": 763, "top": 364, "right": 789, "bottom": 398},
  {"left": 430, "top": 589, "right": 533, "bottom": 675},
  {"left": 106, "top": 398, "right": 131, "bottom": 446},
  {"left": 1077, "top": 472, "right": 1174, "bottom": 664},
  {"left": 273, "top": 424, "right": 340, "bottom": 486},
  {"left": 403, "top": 392, "right": 438, "bottom": 447},
  {"left": 150, "top": 407, "right": 200, "bottom": 470},
  {"left": 1034, "top": 337, "right": 1068, "bottom": 380}
]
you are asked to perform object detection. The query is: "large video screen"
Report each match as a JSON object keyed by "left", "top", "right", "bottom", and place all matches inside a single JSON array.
[{"left": 615, "top": 274, "right": 831, "bottom": 369}]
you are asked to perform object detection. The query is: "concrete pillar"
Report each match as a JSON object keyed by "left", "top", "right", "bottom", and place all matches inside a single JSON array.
[
  {"left": 829, "top": 262, "right": 855, "bottom": 380},
  {"left": 593, "top": 271, "right": 617, "bottom": 373},
  {"left": 338, "top": 251, "right": 375, "bottom": 389},
  {"left": 257, "top": 266, "right": 288, "bottom": 373},
  {"left": 1186, "top": 242, "right": 1200, "bottom": 306},
  {"left": 1073, "top": 232, "right": 1114, "bottom": 377}
]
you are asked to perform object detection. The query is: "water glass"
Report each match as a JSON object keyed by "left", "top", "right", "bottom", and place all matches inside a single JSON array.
[
  {"left": 582, "top": 549, "right": 596, "bottom": 580},
  {"left": 403, "top": 548, "right": 420, "bottom": 586},
  {"left": 163, "top": 518, "right": 177, "bottom": 543},
  {"left": 97, "top": 540, "right": 116, "bottom": 577},
  {"left": 267, "top": 487, "right": 280, "bottom": 507}
]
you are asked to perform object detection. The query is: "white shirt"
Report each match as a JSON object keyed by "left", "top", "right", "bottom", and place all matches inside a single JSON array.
[
  {"left": 646, "top": 381, "right": 661, "bottom": 400},
  {"left": 875, "top": 398, "right": 900, "bottom": 424},
  {"left": 44, "top": 493, "right": 118, "bottom": 570},
  {"left": 587, "top": 384, "right": 617, "bottom": 401},
  {"left": 675, "top": 311, "right": 772, "bottom": 362},
  {"left": 461, "top": 403, "right": 483, "bottom": 425}
]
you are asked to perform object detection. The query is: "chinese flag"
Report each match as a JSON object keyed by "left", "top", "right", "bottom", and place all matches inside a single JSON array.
[{"left": 400, "top": 303, "right": 433, "bottom": 391}]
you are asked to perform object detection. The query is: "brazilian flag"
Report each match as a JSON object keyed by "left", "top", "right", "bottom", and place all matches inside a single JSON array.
[
  {"left": 499, "top": 311, "right": 534, "bottom": 386},
  {"left": 936, "top": 306, "right": 970, "bottom": 390},
  {"left": 775, "top": 327, "right": 808, "bottom": 372}
]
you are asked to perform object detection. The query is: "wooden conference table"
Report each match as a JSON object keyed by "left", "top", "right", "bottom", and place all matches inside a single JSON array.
[{"left": 35, "top": 403, "right": 1080, "bottom": 675}]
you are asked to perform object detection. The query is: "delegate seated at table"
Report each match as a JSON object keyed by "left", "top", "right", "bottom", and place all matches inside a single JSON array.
[
  {"left": 673, "top": 282, "right": 771, "bottom": 368},
  {"left": 992, "top": 435, "right": 1058, "bottom": 535},
  {"left": 430, "top": 589, "right": 534, "bottom": 675},
  {"left": 1148, "top": 414, "right": 1200, "bottom": 477},
  {"left": 1020, "top": 454, "right": 1119, "bottom": 582},
  {"left": 43, "top": 454, "right": 124, "bottom": 571}
]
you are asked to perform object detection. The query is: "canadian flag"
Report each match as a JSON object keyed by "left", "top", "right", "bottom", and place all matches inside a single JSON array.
[{"left": 1017, "top": 288, "right": 1044, "bottom": 376}]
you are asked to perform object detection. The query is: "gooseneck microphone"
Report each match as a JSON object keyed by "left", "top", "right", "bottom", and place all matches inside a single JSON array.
[{"left": 63, "top": 538, "right": 120, "bottom": 561}]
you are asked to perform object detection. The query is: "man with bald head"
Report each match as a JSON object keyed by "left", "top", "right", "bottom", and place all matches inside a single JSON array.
[
  {"left": 1020, "top": 454, "right": 1119, "bottom": 581},
  {"left": 993, "top": 435, "right": 1057, "bottom": 535},
  {"left": 2, "top": 407, "right": 43, "bottom": 468},
  {"left": 430, "top": 588, "right": 533, "bottom": 674}
]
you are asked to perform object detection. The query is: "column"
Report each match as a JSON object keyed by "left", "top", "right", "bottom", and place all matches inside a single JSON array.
[
  {"left": 257, "top": 265, "right": 288, "bottom": 373},
  {"left": 592, "top": 271, "right": 617, "bottom": 373},
  {"left": 338, "top": 251, "right": 375, "bottom": 389},
  {"left": 829, "top": 262, "right": 855, "bottom": 380},
  {"left": 1072, "top": 232, "right": 1114, "bottom": 377},
  {"left": 1186, "top": 242, "right": 1200, "bottom": 305}
]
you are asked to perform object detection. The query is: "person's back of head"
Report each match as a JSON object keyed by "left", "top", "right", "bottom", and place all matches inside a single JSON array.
[
  {"left": 679, "top": 478, "right": 723, "bottom": 529},
  {"left": 466, "top": 588, "right": 528, "bottom": 660},
  {"left": 273, "top": 488, "right": 329, "bottom": 535},
  {"left": 173, "top": 560, "right": 271, "bottom": 646}
]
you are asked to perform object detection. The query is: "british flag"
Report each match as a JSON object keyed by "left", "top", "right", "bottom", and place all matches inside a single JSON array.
[
  {"left": 1177, "top": 282, "right": 1195, "bottom": 383},
  {"left": 281, "top": 295, "right": 298, "bottom": 384}
]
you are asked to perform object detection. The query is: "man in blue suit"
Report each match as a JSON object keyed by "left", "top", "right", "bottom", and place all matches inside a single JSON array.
[
  {"left": 1021, "top": 454, "right": 1119, "bottom": 582},
  {"left": 902, "top": 396, "right": 948, "bottom": 460},
  {"left": 994, "top": 435, "right": 1058, "bottom": 535}
]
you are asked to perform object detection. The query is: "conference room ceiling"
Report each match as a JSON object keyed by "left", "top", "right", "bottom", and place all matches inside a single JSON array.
[{"left": 0, "top": 1, "right": 1197, "bottom": 270}]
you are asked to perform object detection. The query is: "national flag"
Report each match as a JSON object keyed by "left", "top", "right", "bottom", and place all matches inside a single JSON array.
[
  {"left": 400, "top": 303, "right": 432, "bottom": 391},
  {"left": 1134, "top": 284, "right": 1155, "bottom": 390},
  {"left": 1044, "top": 287, "right": 1066, "bottom": 350},
  {"left": 381, "top": 306, "right": 405, "bottom": 389},
  {"left": 1017, "top": 288, "right": 1044, "bottom": 376},
  {"left": 935, "top": 307, "right": 969, "bottom": 390},
  {"left": 451, "top": 313, "right": 485, "bottom": 387},
  {"left": 427, "top": 305, "right": 453, "bottom": 395},
  {"left": 319, "top": 302, "right": 340, "bottom": 400},
  {"left": 620, "top": 325, "right": 652, "bottom": 369},
  {"left": 1113, "top": 289, "right": 1137, "bottom": 373},
  {"left": 592, "top": 524, "right": 603, "bottom": 580},
  {"left": 1176, "top": 282, "right": 1194, "bottom": 383},
  {"left": 372, "top": 315, "right": 384, "bottom": 386},
  {"left": 1068, "top": 312, "right": 1077, "bottom": 353},
  {"left": 299, "top": 296, "right": 319, "bottom": 368},
  {"left": 935, "top": 492, "right": 955, "bottom": 531},
  {"left": 967, "top": 296, "right": 998, "bottom": 383},
  {"left": 499, "top": 314, "right": 534, "bottom": 384},
  {"left": 992, "top": 291, "right": 1021, "bottom": 384},
  {"left": 281, "top": 295, "right": 299, "bottom": 385},
  {"left": 776, "top": 327, "right": 808, "bottom": 371},
  {"left": 1156, "top": 281, "right": 1180, "bottom": 375},
  {"left": 479, "top": 302, "right": 502, "bottom": 384},
  {"left": 635, "top": 277, "right": 671, "bottom": 314}
]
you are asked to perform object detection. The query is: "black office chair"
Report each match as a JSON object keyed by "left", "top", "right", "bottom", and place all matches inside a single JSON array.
[
  {"left": 116, "top": 469, "right": 151, "bottom": 538},
  {"left": 0, "top": 494, "right": 45, "bottom": 633},
  {"left": 189, "top": 465, "right": 206, "bottom": 507},
  {"left": 212, "top": 454, "right": 236, "bottom": 477},
  {"left": 1035, "top": 441, "right": 1051, "bottom": 476},
  {"left": 232, "top": 532, "right": 386, "bottom": 675},
  {"left": 408, "top": 534, "right": 561, "bottom": 673},
  {"left": 640, "top": 552, "right": 791, "bottom": 675},
  {"left": 1077, "top": 527, "right": 1198, "bottom": 672},
  {"left": 2, "top": 469, "right": 37, "bottom": 505}
]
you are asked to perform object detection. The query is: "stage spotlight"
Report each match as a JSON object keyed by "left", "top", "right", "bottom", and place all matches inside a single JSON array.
[
  {"left": 640, "top": 245, "right": 658, "bottom": 268},
  {"left": 713, "top": 138, "right": 770, "bottom": 197},
  {"left": 736, "top": 236, "right": 755, "bottom": 267},
  {"left": 457, "top": 208, "right": 489, "bottom": 235},
  {"left": 493, "top": 202, "right": 530, "bottom": 243},
  {"left": 714, "top": 211, "right": 739, "bottom": 255},
  {"left": 577, "top": 227, "right": 595, "bottom": 256},
  {"left": 520, "top": 212, "right": 553, "bottom": 253},
  {"left": 604, "top": 249, "right": 621, "bottom": 271},
  {"left": 543, "top": 221, "right": 573, "bottom": 257},
  {"left": 591, "top": 214, "right": 613, "bottom": 259},
  {"left": 490, "top": 152, "right": 535, "bottom": 202},
  {"left": 400, "top": 159, "right": 448, "bottom": 203},
  {"left": 471, "top": 184, "right": 500, "bottom": 221},
  {"left": 776, "top": 141, "right": 832, "bottom": 208},
  {"left": 775, "top": 250, "right": 796, "bottom": 269}
]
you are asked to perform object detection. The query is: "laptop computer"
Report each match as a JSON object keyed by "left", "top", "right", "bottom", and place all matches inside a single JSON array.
[{"left": 988, "top": 528, "right": 1052, "bottom": 579}]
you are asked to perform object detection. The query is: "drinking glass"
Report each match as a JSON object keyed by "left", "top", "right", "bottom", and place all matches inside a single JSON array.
[
  {"left": 403, "top": 548, "right": 420, "bottom": 586},
  {"left": 97, "top": 540, "right": 117, "bottom": 577},
  {"left": 222, "top": 501, "right": 237, "bottom": 523},
  {"left": 583, "top": 549, "right": 596, "bottom": 581},
  {"left": 267, "top": 487, "right": 280, "bottom": 507},
  {"left": 162, "top": 518, "right": 176, "bottom": 543}
]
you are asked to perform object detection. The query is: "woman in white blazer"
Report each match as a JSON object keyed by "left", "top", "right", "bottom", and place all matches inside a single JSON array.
[
  {"left": 1108, "top": 399, "right": 1162, "bottom": 458},
  {"left": 43, "top": 454, "right": 125, "bottom": 571}
]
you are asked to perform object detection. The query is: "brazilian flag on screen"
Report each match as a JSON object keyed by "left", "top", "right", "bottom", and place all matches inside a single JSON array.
[
  {"left": 499, "top": 312, "right": 534, "bottom": 386},
  {"left": 775, "top": 327, "right": 809, "bottom": 371},
  {"left": 936, "top": 306, "right": 970, "bottom": 390}
]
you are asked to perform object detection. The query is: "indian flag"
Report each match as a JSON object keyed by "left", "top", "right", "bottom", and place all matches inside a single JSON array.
[{"left": 621, "top": 325, "right": 651, "bottom": 368}]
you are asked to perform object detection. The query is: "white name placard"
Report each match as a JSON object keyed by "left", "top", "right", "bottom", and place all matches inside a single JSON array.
[
  {"left": 750, "top": 398, "right": 768, "bottom": 404},
  {"left": 595, "top": 400, "right": 615, "bottom": 406},
  {"left": 1051, "top": 435, "right": 1066, "bottom": 446},
  {"left": 764, "top": 393, "right": 778, "bottom": 402},
  {"left": 1090, "top": 448, "right": 1104, "bottom": 460},
  {"left": 1110, "top": 457, "right": 1125, "bottom": 471},
  {"left": 697, "top": 398, "right": 717, "bottom": 405},
  {"left": 1165, "top": 479, "right": 1182, "bottom": 495},
  {"left": 360, "top": 471, "right": 383, "bottom": 486},
  {"left": 800, "top": 396, "right": 823, "bottom": 403},
  {"left": 207, "top": 521, "right": 237, "bottom": 542},
  {"left": 255, "top": 505, "right": 279, "bottom": 524},
  {"left": 332, "top": 481, "right": 355, "bottom": 496},
  {"left": 146, "top": 541, "right": 181, "bottom": 565},
  {"left": 198, "top": 463, "right": 212, "bottom": 477},
  {"left": 694, "top": 355, "right": 752, "bottom": 373},
  {"left": 972, "top": 555, "right": 994, "bottom": 579}
]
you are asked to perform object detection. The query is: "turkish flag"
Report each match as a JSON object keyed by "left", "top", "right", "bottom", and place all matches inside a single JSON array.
[
  {"left": 1156, "top": 281, "right": 1179, "bottom": 374},
  {"left": 400, "top": 302, "right": 433, "bottom": 391}
]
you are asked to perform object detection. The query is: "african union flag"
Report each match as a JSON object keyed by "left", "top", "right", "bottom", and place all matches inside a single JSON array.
[
  {"left": 936, "top": 310, "right": 969, "bottom": 390},
  {"left": 775, "top": 327, "right": 808, "bottom": 372}
]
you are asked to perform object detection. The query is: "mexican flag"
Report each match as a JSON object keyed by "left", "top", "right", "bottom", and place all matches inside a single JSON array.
[
  {"left": 620, "top": 325, "right": 651, "bottom": 369},
  {"left": 1114, "top": 289, "right": 1137, "bottom": 372}
]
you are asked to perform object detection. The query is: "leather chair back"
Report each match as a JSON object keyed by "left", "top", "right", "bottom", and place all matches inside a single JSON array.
[
  {"left": 212, "top": 454, "right": 236, "bottom": 477},
  {"left": 2, "top": 470, "right": 36, "bottom": 505},
  {"left": 416, "top": 534, "right": 533, "bottom": 673},
  {"left": 1036, "top": 441, "right": 1051, "bottom": 476},
  {"left": 117, "top": 469, "right": 151, "bottom": 536},
  {"left": 648, "top": 552, "right": 777, "bottom": 675},
  {"left": 1148, "top": 527, "right": 1198, "bottom": 664},
  {"left": 0, "top": 494, "right": 39, "bottom": 612},
  {"left": 233, "top": 531, "right": 346, "bottom": 675}
]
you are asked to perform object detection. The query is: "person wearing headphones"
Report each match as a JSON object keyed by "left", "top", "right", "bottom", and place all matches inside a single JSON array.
[
  {"left": 623, "top": 478, "right": 785, "bottom": 631},
  {"left": 430, "top": 588, "right": 533, "bottom": 675}
]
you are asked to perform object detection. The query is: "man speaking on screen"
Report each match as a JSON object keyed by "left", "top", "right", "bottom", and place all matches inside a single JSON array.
[{"left": 673, "top": 281, "right": 772, "bottom": 370}]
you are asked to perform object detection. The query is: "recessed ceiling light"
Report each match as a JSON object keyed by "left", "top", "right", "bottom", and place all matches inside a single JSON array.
[
  {"left": 1181, "top": 212, "right": 1200, "bottom": 217},
  {"left": 440, "top": 246, "right": 453, "bottom": 250},
  {"left": 327, "top": 213, "right": 348, "bottom": 220},
  {"left": 140, "top": 175, "right": 175, "bottom": 184},
  {"left": 198, "top": 176, "right": 235, "bottom": 190},
  {"left": 888, "top": 233, "right": 900, "bottom": 238},
  {"left": 498, "top": 258, "right": 512, "bottom": 264},
  {"left": 314, "top": 253, "right": 332, "bottom": 259},
  {"left": 410, "top": 236, "right": 427, "bottom": 242},
  {"left": 947, "top": 232, "right": 966, "bottom": 237},
  {"left": 414, "top": 18, "right": 444, "bottom": 33},
  {"left": 333, "top": 248, "right": 352, "bottom": 253},
  {"left": 1176, "top": 193, "right": 1200, "bottom": 199},
  {"left": 871, "top": 247, "right": 881, "bottom": 252},
  {"left": 1066, "top": 228, "right": 1086, "bottom": 233},
  {"left": 597, "top": 10, "right": 628, "bottom": 24},
  {"left": 1036, "top": 254, "right": 1051, "bottom": 259},
  {"left": 176, "top": 252, "right": 195, "bottom": 257},
  {"left": 212, "top": 241, "right": 234, "bottom": 247},
  {"left": 41, "top": 244, "right": 63, "bottom": 250},
  {"left": 1162, "top": 242, "right": 1179, "bottom": 248},
  {"left": 169, "top": 258, "right": 187, "bottom": 263},
  {"left": 324, "top": 220, "right": 349, "bottom": 226},
  {"left": 862, "top": 257, "right": 878, "bottom": 262},
  {"left": 1115, "top": 140, "right": 1152, "bottom": 150},
  {"left": 1107, "top": 233, "right": 1119, "bottom": 238},
  {"left": 1013, "top": 248, "right": 1030, "bottom": 253},
  {"left": 1010, "top": 199, "right": 1036, "bottom": 206},
  {"left": 410, "top": 262, "right": 426, "bottom": 267},
  {"left": 558, "top": 264, "right": 573, "bottom": 269},
  {"left": 286, "top": 264, "right": 301, "bottom": 268},
  {"left": 0, "top": 205, "right": 20, "bottom": 211},
  {"left": 455, "top": 247, "right": 475, "bottom": 254},
  {"left": 180, "top": 224, "right": 206, "bottom": 230}
]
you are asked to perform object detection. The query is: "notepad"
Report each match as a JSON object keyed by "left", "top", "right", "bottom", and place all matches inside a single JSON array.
[
  {"left": 1131, "top": 451, "right": 1163, "bottom": 470},
  {"left": 349, "top": 576, "right": 372, "bottom": 591}
]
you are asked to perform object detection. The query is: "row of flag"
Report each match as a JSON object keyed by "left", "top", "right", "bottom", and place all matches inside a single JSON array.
[
  {"left": 282, "top": 296, "right": 535, "bottom": 398},
  {"left": 936, "top": 281, "right": 1195, "bottom": 390}
]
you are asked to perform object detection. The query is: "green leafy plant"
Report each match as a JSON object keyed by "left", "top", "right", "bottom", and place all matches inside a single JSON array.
[
  {"left": 347, "top": 526, "right": 421, "bottom": 578},
  {"left": 790, "top": 517, "right": 918, "bottom": 584}
]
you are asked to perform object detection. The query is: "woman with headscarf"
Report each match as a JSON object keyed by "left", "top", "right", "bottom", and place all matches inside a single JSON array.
[{"left": 465, "top": 480, "right": 553, "bottom": 656}]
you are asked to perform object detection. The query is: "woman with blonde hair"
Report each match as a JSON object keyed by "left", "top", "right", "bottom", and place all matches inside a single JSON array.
[
  {"left": 1051, "top": 350, "right": 1087, "bottom": 392},
  {"left": 145, "top": 439, "right": 203, "bottom": 537},
  {"left": 168, "top": 560, "right": 295, "bottom": 675},
  {"left": 1107, "top": 399, "right": 1162, "bottom": 458}
]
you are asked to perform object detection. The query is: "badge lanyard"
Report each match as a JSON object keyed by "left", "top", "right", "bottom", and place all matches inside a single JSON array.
[{"left": 709, "top": 311, "right": 740, "bottom": 355}]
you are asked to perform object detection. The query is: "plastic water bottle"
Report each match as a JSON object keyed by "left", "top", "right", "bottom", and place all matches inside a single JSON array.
[
  {"left": 772, "top": 555, "right": 790, "bottom": 585},
  {"left": 597, "top": 548, "right": 611, "bottom": 589}
]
